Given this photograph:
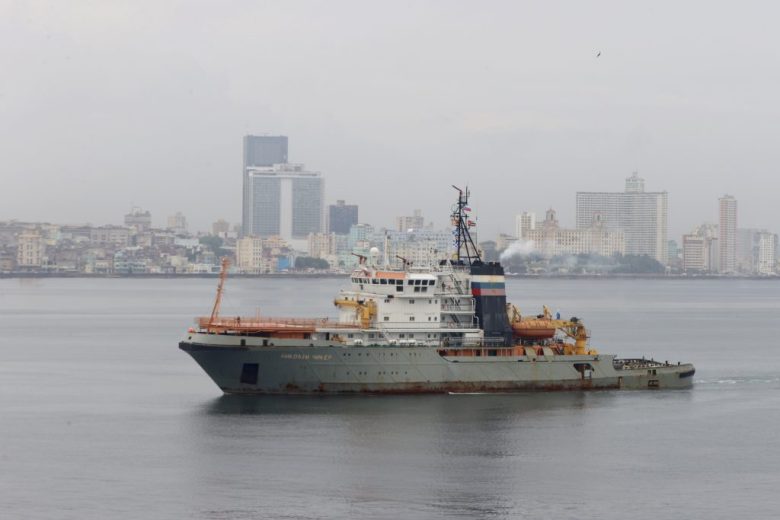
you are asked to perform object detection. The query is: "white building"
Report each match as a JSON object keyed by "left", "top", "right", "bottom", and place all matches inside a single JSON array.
[
  {"left": 757, "top": 232, "right": 776, "bottom": 275},
  {"left": 515, "top": 212, "right": 536, "bottom": 240},
  {"left": 525, "top": 209, "right": 624, "bottom": 258},
  {"left": 682, "top": 224, "right": 718, "bottom": 273},
  {"left": 245, "top": 163, "right": 324, "bottom": 246},
  {"left": 718, "top": 195, "right": 737, "bottom": 274},
  {"left": 576, "top": 173, "right": 668, "bottom": 263}
]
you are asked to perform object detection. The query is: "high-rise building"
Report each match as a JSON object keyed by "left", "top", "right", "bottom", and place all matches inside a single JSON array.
[
  {"left": 167, "top": 212, "right": 187, "bottom": 234},
  {"left": 396, "top": 210, "right": 425, "bottom": 232},
  {"left": 245, "top": 163, "right": 324, "bottom": 242},
  {"left": 718, "top": 195, "right": 737, "bottom": 274},
  {"left": 515, "top": 212, "right": 536, "bottom": 240},
  {"left": 328, "top": 200, "right": 358, "bottom": 235},
  {"left": 576, "top": 173, "right": 668, "bottom": 263},
  {"left": 242, "top": 135, "right": 289, "bottom": 236},
  {"left": 757, "top": 232, "right": 776, "bottom": 275}
]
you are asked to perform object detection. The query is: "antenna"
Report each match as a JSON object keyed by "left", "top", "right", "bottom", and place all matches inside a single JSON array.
[{"left": 451, "top": 185, "right": 481, "bottom": 264}]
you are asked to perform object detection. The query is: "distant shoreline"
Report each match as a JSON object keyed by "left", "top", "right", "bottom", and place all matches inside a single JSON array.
[{"left": 1, "top": 272, "right": 778, "bottom": 281}]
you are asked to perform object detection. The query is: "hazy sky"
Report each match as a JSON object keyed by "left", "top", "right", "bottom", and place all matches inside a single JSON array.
[{"left": 2, "top": 1, "right": 779, "bottom": 240}]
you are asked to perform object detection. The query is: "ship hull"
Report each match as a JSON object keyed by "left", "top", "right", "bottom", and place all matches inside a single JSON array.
[{"left": 180, "top": 336, "right": 694, "bottom": 394}]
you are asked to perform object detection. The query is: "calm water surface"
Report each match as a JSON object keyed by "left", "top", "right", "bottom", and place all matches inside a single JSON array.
[{"left": 1, "top": 277, "right": 779, "bottom": 519}]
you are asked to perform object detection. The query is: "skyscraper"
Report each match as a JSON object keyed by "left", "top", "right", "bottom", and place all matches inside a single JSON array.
[
  {"left": 396, "top": 210, "right": 425, "bottom": 232},
  {"left": 328, "top": 200, "right": 359, "bottom": 235},
  {"left": 242, "top": 135, "right": 288, "bottom": 236},
  {"left": 718, "top": 195, "right": 737, "bottom": 274},
  {"left": 576, "top": 173, "right": 668, "bottom": 263},
  {"left": 245, "top": 163, "right": 324, "bottom": 241},
  {"left": 515, "top": 212, "right": 536, "bottom": 240}
]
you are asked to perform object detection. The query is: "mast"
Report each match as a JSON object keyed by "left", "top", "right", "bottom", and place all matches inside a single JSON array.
[
  {"left": 451, "top": 185, "right": 481, "bottom": 264},
  {"left": 208, "top": 257, "right": 230, "bottom": 331}
]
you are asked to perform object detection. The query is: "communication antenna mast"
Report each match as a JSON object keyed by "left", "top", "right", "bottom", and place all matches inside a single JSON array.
[{"left": 451, "top": 185, "right": 481, "bottom": 264}]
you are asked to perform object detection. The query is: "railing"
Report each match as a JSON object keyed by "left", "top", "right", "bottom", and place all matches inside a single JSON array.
[
  {"left": 437, "top": 337, "right": 509, "bottom": 349},
  {"left": 197, "top": 316, "right": 360, "bottom": 331},
  {"left": 440, "top": 303, "right": 475, "bottom": 312}
]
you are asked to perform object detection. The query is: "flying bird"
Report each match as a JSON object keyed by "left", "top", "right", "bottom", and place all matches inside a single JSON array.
[{"left": 596, "top": 51, "right": 602, "bottom": 57}]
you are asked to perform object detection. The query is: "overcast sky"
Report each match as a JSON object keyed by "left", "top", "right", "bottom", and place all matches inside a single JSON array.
[{"left": 2, "top": 1, "right": 779, "bottom": 240}]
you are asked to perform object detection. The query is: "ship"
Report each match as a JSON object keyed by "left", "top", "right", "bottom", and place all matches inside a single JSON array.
[{"left": 180, "top": 187, "right": 695, "bottom": 394}]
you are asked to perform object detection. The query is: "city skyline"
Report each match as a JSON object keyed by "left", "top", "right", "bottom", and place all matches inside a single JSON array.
[{"left": 3, "top": 3, "right": 780, "bottom": 241}]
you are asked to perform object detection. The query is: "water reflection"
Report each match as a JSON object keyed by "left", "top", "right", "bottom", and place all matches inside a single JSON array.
[
  {"left": 190, "top": 392, "right": 604, "bottom": 519},
  {"left": 202, "top": 391, "right": 595, "bottom": 418}
]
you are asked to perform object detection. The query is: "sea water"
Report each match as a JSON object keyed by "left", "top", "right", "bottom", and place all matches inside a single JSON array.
[{"left": 1, "top": 277, "right": 778, "bottom": 519}]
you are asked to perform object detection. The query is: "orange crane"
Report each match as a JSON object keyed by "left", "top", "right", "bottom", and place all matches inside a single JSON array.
[{"left": 207, "top": 257, "right": 230, "bottom": 332}]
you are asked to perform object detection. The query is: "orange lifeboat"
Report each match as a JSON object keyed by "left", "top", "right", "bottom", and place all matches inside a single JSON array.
[{"left": 511, "top": 318, "right": 557, "bottom": 340}]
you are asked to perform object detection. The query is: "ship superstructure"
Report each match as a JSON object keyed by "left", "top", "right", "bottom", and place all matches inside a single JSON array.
[{"left": 180, "top": 187, "right": 694, "bottom": 393}]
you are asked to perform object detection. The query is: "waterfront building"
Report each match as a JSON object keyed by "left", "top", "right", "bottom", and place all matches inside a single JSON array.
[
  {"left": 244, "top": 163, "right": 324, "bottom": 243},
  {"left": 0, "top": 252, "right": 14, "bottom": 271},
  {"left": 308, "top": 232, "right": 338, "bottom": 259},
  {"left": 757, "top": 232, "right": 776, "bottom": 275},
  {"left": 16, "top": 231, "right": 45, "bottom": 268},
  {"left": 328, "top": 200, "right": 358, "bottom": 235},
  {"left": 682, "top": 235, "right": 707, "bottom": 272},
  {"left": 124, "top": 208, "right": 152, "bottom": 232},
  {"left": 668, "top": 240, "right": 680, "bottom": 266},
  {"left": 737, "top": 228, "right": 759, "bottom": 272},
  {"left": 682, "top": 224, "right": 718, "bottom": 273},
  {"left": 576, "top": 173, "right": 668, "bottom": 263},
  {"left": 236, "top": 235, "right": 293, "bottom": 273},
  {"left": 718, "top": 195, "right": 737, "bottom": 274},
  {"left": 525, "top": 209, "right": 624, "bottom": 258},
  {"left": 515, "top": 212, "right": 536, "bottom": 240},
  {"left": 241, "top": 135, "right": 289, "bottom": 236}
]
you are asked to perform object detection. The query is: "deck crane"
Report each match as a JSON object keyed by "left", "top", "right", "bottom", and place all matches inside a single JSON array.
[
  {"left": 207, "top": 257, "right": 230, "bottom": 332},
  {"left": 507, "top": 304, "right": 595, "bottom": 355}
]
